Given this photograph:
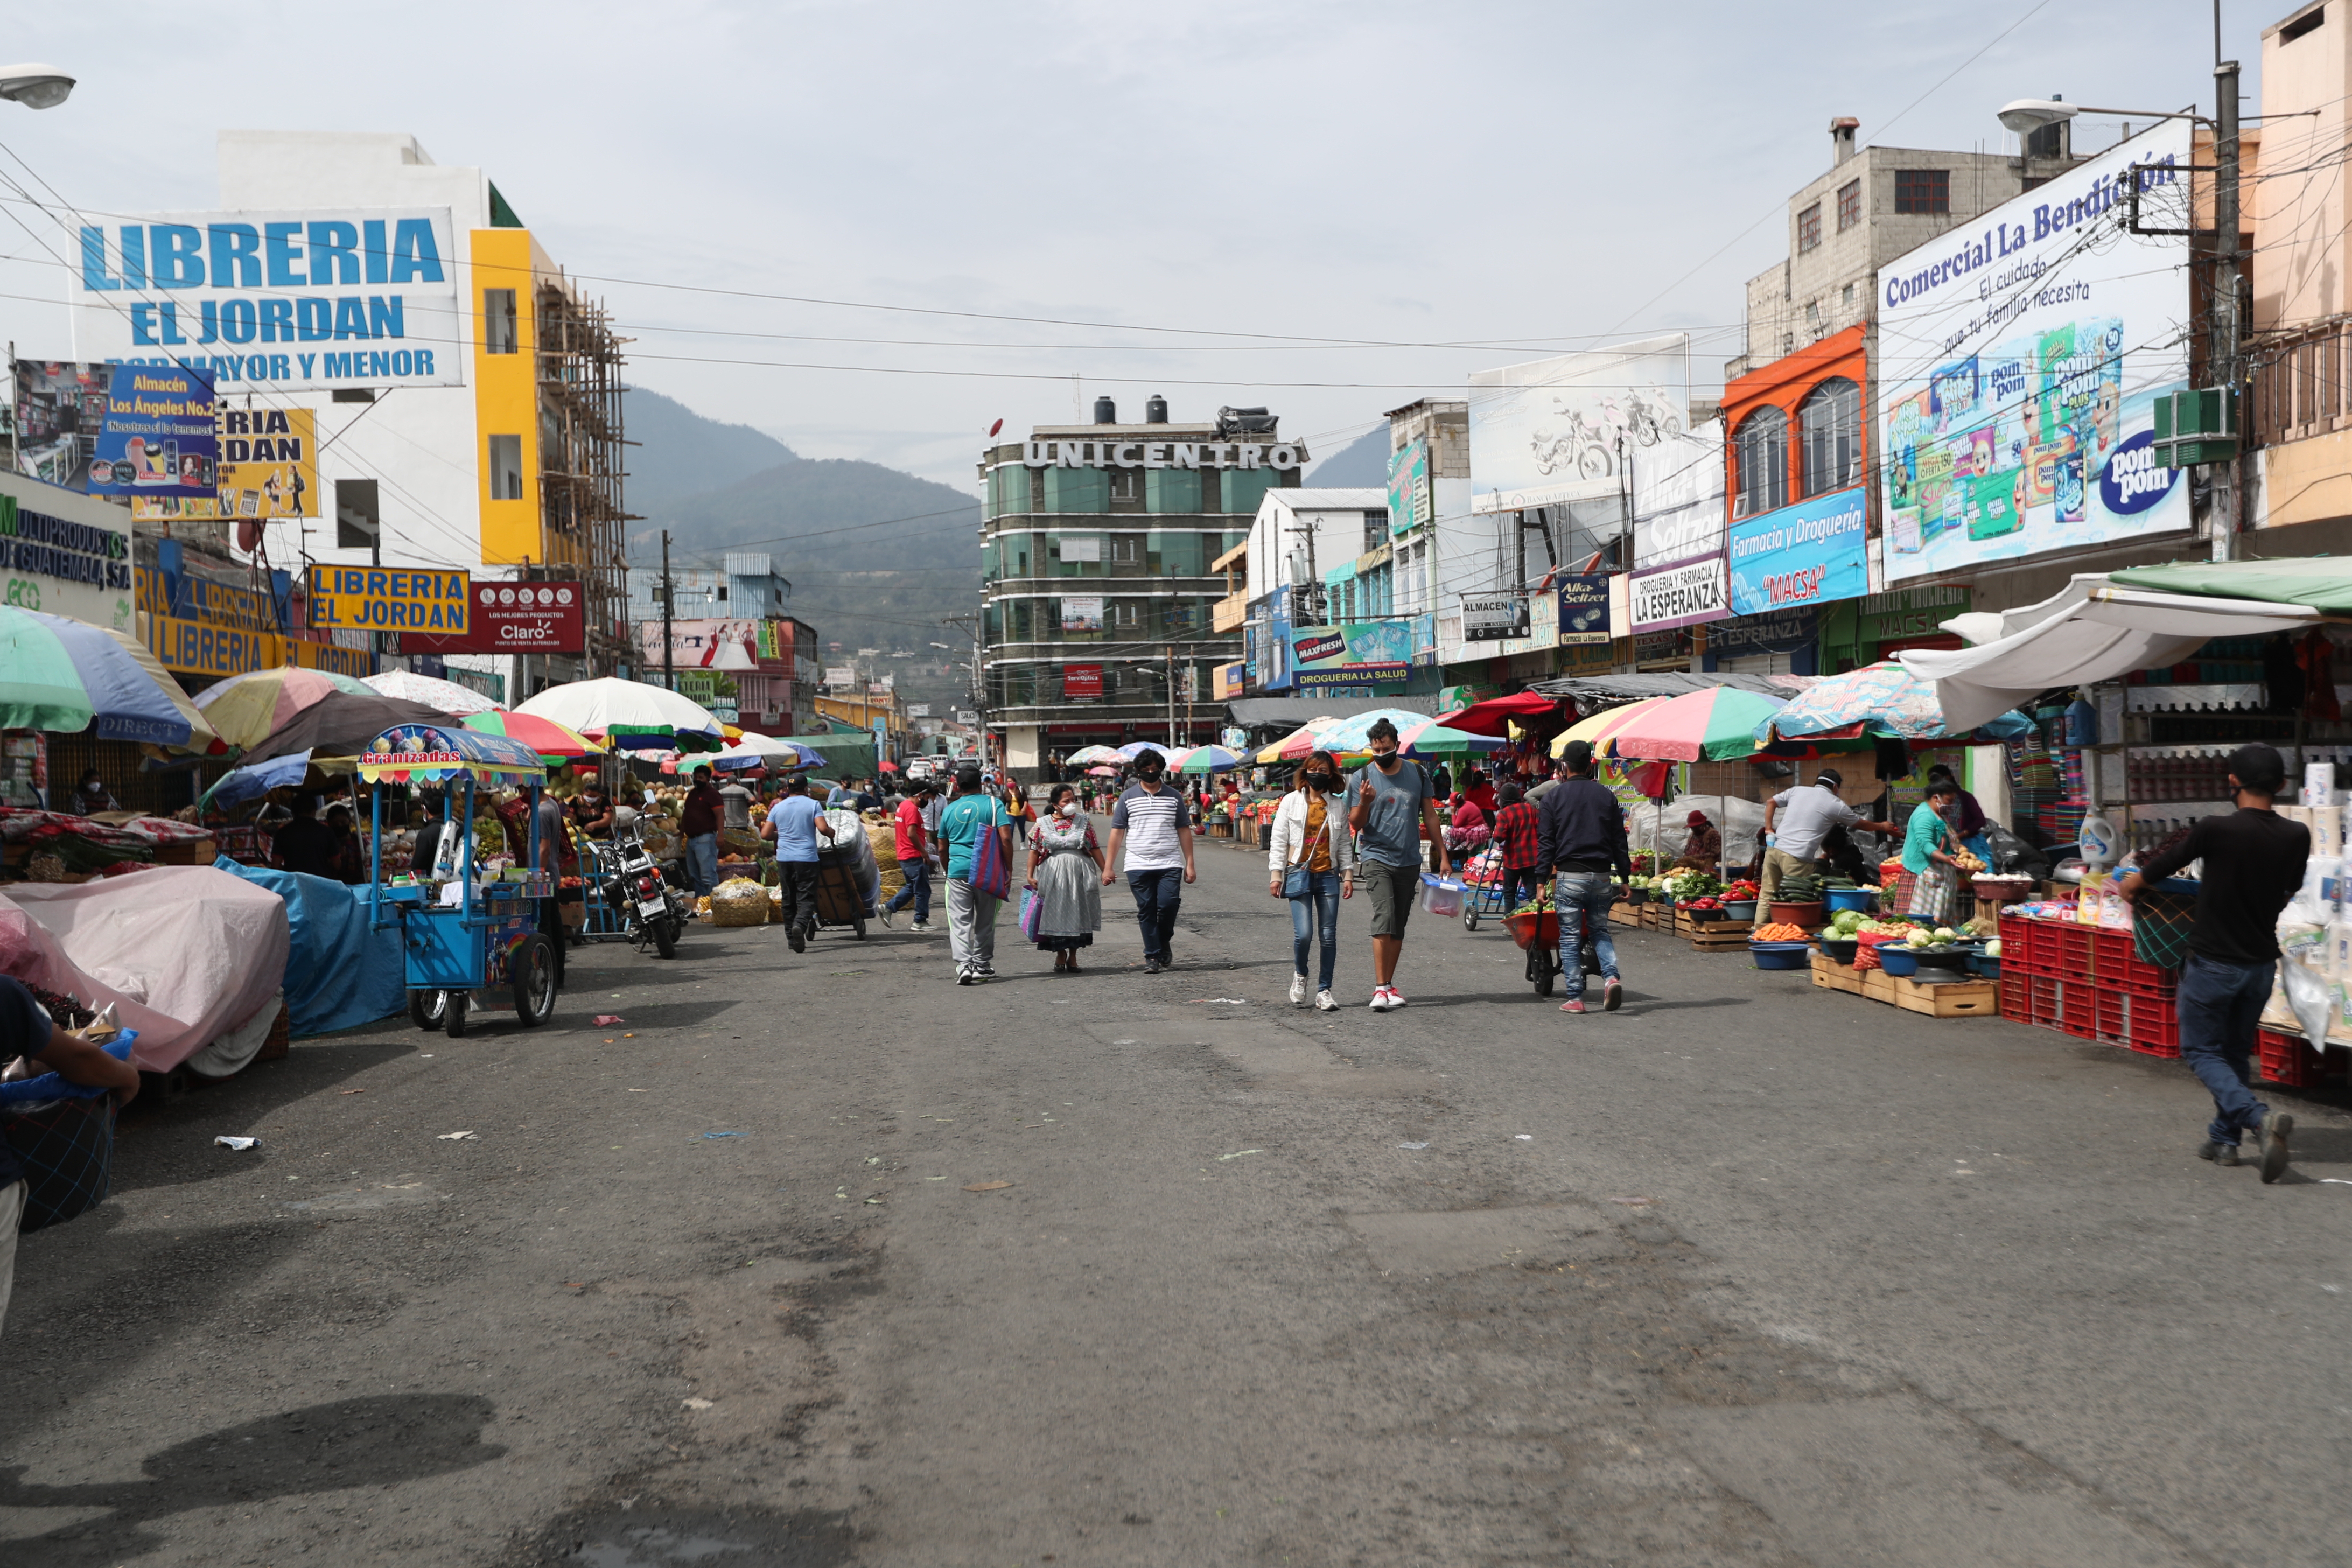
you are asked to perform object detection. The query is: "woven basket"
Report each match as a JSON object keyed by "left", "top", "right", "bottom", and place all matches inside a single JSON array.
[{"left": 708, "top": 879, "right": 769, "bottom": 927}]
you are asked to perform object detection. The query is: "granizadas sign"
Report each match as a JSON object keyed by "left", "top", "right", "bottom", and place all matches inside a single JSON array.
[
  {"left": 1726, "top": 486, "right": 1867, "bottom": 617},
  {"left": 1628, "top": 553, "right": 1728, "bottom": 632}
]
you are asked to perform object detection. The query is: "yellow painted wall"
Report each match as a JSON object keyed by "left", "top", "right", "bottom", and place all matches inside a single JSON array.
[
  {"left": 472, "top": 228, "right": 541, "bottom": 565},
  {"left": 2259, "top": 429, "right": 2352, "bottom": 530}
]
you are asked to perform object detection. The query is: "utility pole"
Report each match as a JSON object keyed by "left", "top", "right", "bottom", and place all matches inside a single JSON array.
[
  {"left": 659, "top": 529, "right": 676, "bottom": 693},
  {"left": 1166, "top": 642, "right": 1178, "bottom": 750},
  {"left": 2210, "top": 41, "right": 2243, "bottom": 562}
]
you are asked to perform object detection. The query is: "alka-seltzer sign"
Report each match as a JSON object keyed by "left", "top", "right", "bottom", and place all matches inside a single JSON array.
[
  {"left": 1877, "top": 122, "right": 2191, "bottom": 584},
  {"left": 306, "top": 565, "right": 469, "bottom": 633},
  {"left": 75, "top": 209, "right": 463, "bottom": 391},
  {"left": 1727, "top": 486, "right": 1867, "bottom": 617}
]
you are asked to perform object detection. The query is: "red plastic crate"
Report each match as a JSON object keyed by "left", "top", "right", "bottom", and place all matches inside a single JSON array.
[
  {"left": 2057, "top": 925, "right": 2094, "bottom": 972},
  {"left": 2259, "top": 1028, "right": 2323, "bottom": 1087},
  {"left": 2126, "top": 992, "right": 2182, "bottom": 1059},
  {"left": 2062, "top": 981, "right": 2095, "bottom": 1028},
  {"left": 2089, "top": 928, "right": 2130, "bottom": 978},
  {"left": 2029, "top": 976, "right": 2062, "bottom": 1026},
  {"left": 2094, "top": 991, "right": 2129, "bottom": 1042},
  {"left": 1999, "top": 975, "right": 2027, "bottom": 1019}
]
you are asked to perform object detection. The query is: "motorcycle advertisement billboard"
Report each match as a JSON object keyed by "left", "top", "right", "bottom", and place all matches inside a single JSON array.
[
  {"left": 1468, "top": 334, "right": 1689, "bottom": 515},
  {"left": 1878, "top": 121, "right": 2191, "bottom": 584}
]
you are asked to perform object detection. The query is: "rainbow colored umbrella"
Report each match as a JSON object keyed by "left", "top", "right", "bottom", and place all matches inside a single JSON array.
[
  {"left": 1321, "top": 708, "right": 1506, "bottom": 760},
  {"left": 1256, "top": 717, "right": 1342, "bottom": 764},
  {"left": 193, "top": 666, "right": 376, "bottom": 751},
  {"left": 462, "top": 709, "right": 606, "bottom": 763},
  {"left": 0, "top": 606, "right": 199, "bottom": 746},
  {"left": 1066, "top": 745, "right": 1127, "bottom": 766},
  {"left": 1600, "top": 686, "right": 1790, "bottom": 762},
  {"left": 1174, "top": 745, "right": 1242, "bottom": 773},
  {"left": 1549, "top": 696, "right": 1670, "bottom": 758}
]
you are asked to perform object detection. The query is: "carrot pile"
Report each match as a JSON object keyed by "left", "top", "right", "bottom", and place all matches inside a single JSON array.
[{"left": 1751, "top": 922, "right": 1813, "bottom": 942}]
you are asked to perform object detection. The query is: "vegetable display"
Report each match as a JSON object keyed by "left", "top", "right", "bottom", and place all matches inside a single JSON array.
[{"left": 1751, "top": 922, "right": 1813, "bottom": 941}]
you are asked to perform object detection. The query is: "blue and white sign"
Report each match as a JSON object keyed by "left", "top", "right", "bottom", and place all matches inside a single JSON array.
[
  {"left": 1877, "top": 122, "right": 2191, "bottom": 583},
  {"left": 73, "top": 208, "right": 465, "bottom": 392},
  {"left": 1727, "top": 486, "right": 1867, "bottom": 617}
]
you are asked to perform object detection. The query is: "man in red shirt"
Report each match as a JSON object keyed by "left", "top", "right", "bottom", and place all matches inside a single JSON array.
[
  {"left": 679, "top": 765, "right": 725, "bottom": 898},
  {"left": 1491, "top": 782, "right": 1543, "bottom": 910},
  {"left": 880, "top": 778, "right": 937, "bottom": 930}
]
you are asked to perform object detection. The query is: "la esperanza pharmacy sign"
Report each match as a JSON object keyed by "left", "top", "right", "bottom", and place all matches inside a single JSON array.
[{"left": 1727, "top": 486, "right": 1866, "bottom": 617}]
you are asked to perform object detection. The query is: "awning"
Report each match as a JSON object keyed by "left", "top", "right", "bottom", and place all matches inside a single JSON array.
[
  {"left": 1225, "top": 694, "right": 1443, "bottom": 729},
  {"left": 2108, "top": 558, "right": 2352, "bottom": 614},
  {"left": 1521, "top": 672, "right": 1806, "bottom": 706},
  {"left": 1435, "top": 689, "right": 1563, "bottom": 736},
  {"left": 1898, "top": 577, "right": 2321, "bottom": 732}
]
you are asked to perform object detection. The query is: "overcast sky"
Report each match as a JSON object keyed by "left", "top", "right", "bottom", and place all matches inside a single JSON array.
[{"left": 2, "top": 1, "right": 2260, "bottom": 489}]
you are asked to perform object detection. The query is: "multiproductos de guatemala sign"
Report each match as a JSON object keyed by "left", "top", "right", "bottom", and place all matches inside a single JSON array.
[
  {"left": 74, "top": 209, "right": 464, "bottom": 391},
  {"left": 1727, "top": 486, "right": 1867, "bottom": 616},
  {"left": 1877, "top": 122, "right": 2189, "bottom": 583}
]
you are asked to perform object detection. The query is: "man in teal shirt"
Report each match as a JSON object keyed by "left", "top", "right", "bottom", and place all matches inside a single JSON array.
[{"left": 938, "top": 765, "right": 1011, "bottom": 984}]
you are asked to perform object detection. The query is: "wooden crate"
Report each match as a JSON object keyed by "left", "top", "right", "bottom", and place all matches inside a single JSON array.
[
  {"left": 1685, "top": 920, "right": 1756, "bottom": 953},
  {"left": 1810, "top": 952, "right": 1863, "bottom": 995},
  {"left": 1608, "top": 904, "right": 1641, "bottom": 929},
  {"left": 1888, "top": 975, "right": 2000, "bottom": 1018},
  {"left": 1859, "top": 967, "right": 1898, "bottom": 1005},
  {"left": 154, "top": 837, "right": 217, "bottom": 866},
  {"left": 1639, "top": 904, "right": 1665, "bottom": 931}
]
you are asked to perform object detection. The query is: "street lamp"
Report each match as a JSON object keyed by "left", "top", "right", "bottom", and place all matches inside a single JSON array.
[{"left": 0, "top": 64, "right": 73, "bottom": 109}]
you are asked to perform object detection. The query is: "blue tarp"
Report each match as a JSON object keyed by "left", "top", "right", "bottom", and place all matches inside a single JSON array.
[{"left": 211, "top": 859, "right": 405, "bottom": 1037}]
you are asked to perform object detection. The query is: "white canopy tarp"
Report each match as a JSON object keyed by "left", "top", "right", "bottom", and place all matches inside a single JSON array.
[{"left": 1899, "top": 576, "right": 2321, "bottom": 732}]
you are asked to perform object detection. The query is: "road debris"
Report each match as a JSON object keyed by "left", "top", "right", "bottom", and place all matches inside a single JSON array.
[
  {"left": 437, "top": 1131, "right": 479, "bottom": 1142},
  {"left": 1216, "top": 1149, "right": 1263, "bottom": 1161},
  {"left": 1397, "top": 1142, "right": 1430, "bottom": 1151},
  {"left": 593, "top": 1014, "right": 625, "bottom": 1026},
  {"left": 682, "top": 1397, "right": 714, "bottom": 1410},
  {"left": 702, "top": 1131, "right": 745, "bottom": 1139},
  {"left": 962, "top": 1180, "right": 1014, "bottom": 1192},
  {"left": 214, "top": 1136, "right": 257, "bottom": 1151},
  {"left": 1608, "top": 1196, "right": 1656, "bottom": 1206}
]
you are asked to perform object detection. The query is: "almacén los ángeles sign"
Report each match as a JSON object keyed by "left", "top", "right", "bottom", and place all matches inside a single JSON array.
[{"left": 305, "top": 566, "right": 470, "bottom": 632}]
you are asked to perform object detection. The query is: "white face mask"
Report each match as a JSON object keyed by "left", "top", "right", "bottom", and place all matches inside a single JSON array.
[{"left": 1059, "top": 802, "right": 1080, "bottom": 818}]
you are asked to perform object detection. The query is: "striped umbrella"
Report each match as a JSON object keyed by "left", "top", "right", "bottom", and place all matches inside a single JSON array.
[
  {"left": 1255, "top": 717, "right": 1342, "bottom": 764},
  {"left": 461, "top": 709, "right": 606, "bottom": 763},
  {"left": 1600, "top": 686, "right": 1790, "bottom": 762},
  {"left": 1321, "top": 709, "right": 1507, "bottom": 760},
  {"left": 1065, "top": 745, "right": 1128, "bottom": 766},
  {"left": 1549, "top": 696, "right": 1670, "bottom": 758},
  {"left": 1174, "top": 745, "right": 1242, "bottom": 773},
  {"left": 515, "top": 677, "right": 726, "bottom": 752},
  {"left": 0, "top": 607, "right": 199, "bottom": 746},
  {"left": 194, "top": 666, "right": 375, "bottom": 751}
]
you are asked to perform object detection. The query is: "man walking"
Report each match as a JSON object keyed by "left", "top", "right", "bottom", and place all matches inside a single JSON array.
[
  {"left": 1758, "top": 767, "right": 1895, "bottom": 902},
  {"left": 2121, "top": 743, "right": 2308, "bottom": 1181},
  {"left": 1346, "top": 717, "right": 1449, "bottom": 1011},
  {"left": 757, "top": 774, "right": 834, "bottom": 954},
  {"left": 881, "top": 778, "right": 937, "bottom": 931},
  {"left": 940, "top": 765, "right": 1011, "bottom": 984},
  {"left": 680, "top": 765, "right": 727, "bottom": 899},
  {"left": 1535, "top": 739, "right": 1631, "bottom": 1014},
  {"left": 1102, "top": 747, "right": 1195, "bottom": 972}
]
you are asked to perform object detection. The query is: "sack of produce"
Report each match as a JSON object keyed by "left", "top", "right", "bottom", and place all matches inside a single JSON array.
[{"left": 709, "top": 876, "right": 769, "bottom": 927}]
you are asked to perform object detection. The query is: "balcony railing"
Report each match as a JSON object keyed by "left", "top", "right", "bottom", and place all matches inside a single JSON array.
[{"left": 2250, "top": 314, "right": 2352, "bottom": 447}]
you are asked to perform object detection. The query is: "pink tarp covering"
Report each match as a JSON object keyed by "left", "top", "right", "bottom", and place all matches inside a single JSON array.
[{"left": 0, "top": 866, "right": 290, "bottom": 1071}]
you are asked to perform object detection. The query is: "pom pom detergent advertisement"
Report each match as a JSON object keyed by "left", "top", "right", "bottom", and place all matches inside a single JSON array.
[{"left": 1878, "top": 122, "right": 2192, "bottom": 583}]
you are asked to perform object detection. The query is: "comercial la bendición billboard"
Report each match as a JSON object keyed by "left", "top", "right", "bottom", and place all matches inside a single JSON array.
[
  {"left": 74, "top": 208, "right": 465, "bottom": 393},
  {"left": 1468, "top": 334, "right": 1689, "bottom": 515},
  {"left": 1878, "top": 122, "right": 2191, "bottom": 584}
]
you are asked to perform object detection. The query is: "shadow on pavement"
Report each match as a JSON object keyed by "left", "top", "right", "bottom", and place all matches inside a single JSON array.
[{"left": 0, "top": 1394, "right": 505, "bottom": 1564}]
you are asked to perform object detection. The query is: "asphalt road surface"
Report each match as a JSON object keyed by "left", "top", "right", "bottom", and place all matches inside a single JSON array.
[{"left": 5, "top": 838, "right": 2349, "bottom": 1567}]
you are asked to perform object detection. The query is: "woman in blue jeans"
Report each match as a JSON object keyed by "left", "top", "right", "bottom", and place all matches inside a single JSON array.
[{"left": 1267, "top": 750, "right": 1355, "bottom": 1012}]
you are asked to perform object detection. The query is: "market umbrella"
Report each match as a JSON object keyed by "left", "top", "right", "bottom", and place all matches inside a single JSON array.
[
  {"left": 1601, "top": 686, "right": 1791, "bottom": 763},
  {"left": 193, "top": 666, "right": 376, "bottom": 751},
  {"left": 1174, "top": 745, "right": 1242, "bottom": 773},
  {"left": 361, "top": 669, "right": 505, "bottom": 718},
  {"left": 0, "top": 606, "right": 200, "bottom": 747},
  {"left": 708, "top": 734, "right": 827, "bottom": 772},
  {"left": 1255, "top": 717, "right": 1342, "bottom": 764},
  {"left": 105, "top": 627, "right": 219, "bottom": 754},
  {"left": 1549, "top": 696, "right": 1670, "bottom": 758},
  {"left": 461, "top": 709, "right": 606, "bottom": 764},
  {"left": 1066, "top": 745, "right": 1127, "bottom": 766},
  {"left": 1436, "top": 690, "right": 1562, "bottom": 737},
  {"left": 1321, "top": 708, "right": 1507, "bottom": 760},
  {"left": 238, "top": 691, "right": 450, "bottom": 767},
  {"left": 1086, "top": 765, "right": 1119, "bottom": 777},
  {"left": 514, "top": 676, "right": 726, "bottom": 752},
  {"left": 200, "top": 751, "right": 321, "bottom": 811},
  {"left": 1755, "top": 661, "right": 2033, "bottom": 744},
  {"left": 1117, "top": 740, "right": 1185, "bottom": 760}
]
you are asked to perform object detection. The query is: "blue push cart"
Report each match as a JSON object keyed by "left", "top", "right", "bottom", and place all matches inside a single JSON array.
[{"left": 363, "top": 723, "right": 562, "bottom": 1039}]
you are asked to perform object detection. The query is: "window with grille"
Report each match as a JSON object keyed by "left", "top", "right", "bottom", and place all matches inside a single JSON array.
[
  {"left": 1895, "top": 169, "right": 1949, "bottom": 214},
  {"left": 1797, "top": 203, "right": 1822, "bottom": 253},
  {"left": 1114, "top": 600, "right": 1140, "bottom": 628},
  {"left": 1800, "top": 377, "right": 1862, "bottom": 496},
  {"left": 1733, "top": 407, "right": 1789, "bottom": 518},
  {"left": 1836, "top": 179, "right": 1861, "bottom": 232}
]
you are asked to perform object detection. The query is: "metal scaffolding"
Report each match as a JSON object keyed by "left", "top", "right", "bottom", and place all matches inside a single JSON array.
[{"left": 535, "top": 278, "right": 633, "bottom": 675}]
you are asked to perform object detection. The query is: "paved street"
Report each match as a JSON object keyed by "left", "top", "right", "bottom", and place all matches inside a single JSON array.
[{"left": 4, "top": 837, "right": 2349, "bottom": 1567}]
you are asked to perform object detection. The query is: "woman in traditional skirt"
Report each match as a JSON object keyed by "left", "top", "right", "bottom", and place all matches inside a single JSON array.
[{"left": 1026, "top": 782, "right": 1105, "bottom": 972}]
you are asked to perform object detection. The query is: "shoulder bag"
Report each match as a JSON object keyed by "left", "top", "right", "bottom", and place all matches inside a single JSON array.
[{"left": 967, "top": 801, "right": 1012, "bottom": 900}]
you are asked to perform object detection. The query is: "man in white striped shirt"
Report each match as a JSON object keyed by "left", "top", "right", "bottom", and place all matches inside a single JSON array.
[{"left": 1102, "top": 748, "right": 1196, "bottom": 972}]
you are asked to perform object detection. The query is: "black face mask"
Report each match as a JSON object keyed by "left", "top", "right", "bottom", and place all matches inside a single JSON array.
[
  {"left": 1139, "top": 766, "right": 1165, "bottom": 782},
  {"left": 1373, "top": 750, "right": 1402, "bottom": 772},
  {"left": 1306, "top": 773, "right": 1335, "bottom": 791}
]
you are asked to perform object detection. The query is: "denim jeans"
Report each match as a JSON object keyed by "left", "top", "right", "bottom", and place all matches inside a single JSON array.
[
  {"left": 1128, "top": 866, "right": 1184, "bottom": 962},
  {"left": 886, "top": 857, "right": 932, "bottom": 921},
  {"left": 2177, "top": 951, "right": 2276, "bottom": 1145},
  {"left": 685, "top": 832, "right": 719, "bottom": 895},
  {"left": 1288, "top": 870, "right": 1341, "bottom": 991},
  {"left": 1553, "top": 870, "right": 1620, "bottom": 1002},
  {"left": 1501, "top": 864, "right": 1544, "bottom": 911}
]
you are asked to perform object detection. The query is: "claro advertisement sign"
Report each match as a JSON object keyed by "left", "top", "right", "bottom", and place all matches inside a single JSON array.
[
  {"left": 1878, "top": 122, "right": 2190, "bottom": 584},
  {"left": 73, "top": 208, "right": 465, "bottom": 392}
]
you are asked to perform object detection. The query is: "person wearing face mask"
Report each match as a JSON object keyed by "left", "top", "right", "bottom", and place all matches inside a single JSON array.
[
  {"left": 1266, "top": 749, "right": 1354, "bottom": 1011},
  {"left": 1346, "top": 717, "right": 1450, "bottom": 1012},
  {"left": 1025, "top": 783, "right": 1105, "bottom": 972},
  {"left": 1102, "top": 747, "right": 1195, "bottom": 973}
]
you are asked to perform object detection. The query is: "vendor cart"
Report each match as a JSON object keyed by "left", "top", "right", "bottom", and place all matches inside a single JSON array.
[
  {"left": 810, "top": 842, "right": 872, "bottom": 940},
  {"left": 362, "top": 724, "right": 561, "bottom": 1038}
]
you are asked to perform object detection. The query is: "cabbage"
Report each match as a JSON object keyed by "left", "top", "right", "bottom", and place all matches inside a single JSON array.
[
  {"left": 1985, "top": 939, "right": 2003, "bottom": 957},
  {"left": 1933, "top": 927, "right": 1957, "bottom": 942},
  {"left": 1832, "top": 909, "right": 1864, "bottom": 935}
]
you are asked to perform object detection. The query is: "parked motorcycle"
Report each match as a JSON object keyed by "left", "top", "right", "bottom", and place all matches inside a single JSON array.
[{"left": 600, "top": 820, "right": 687, "bottom": 958}]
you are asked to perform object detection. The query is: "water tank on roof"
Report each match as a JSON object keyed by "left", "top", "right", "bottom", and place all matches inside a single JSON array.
[
  {"left": 1093, "top": 396, "right": 1118, "bottom": 424},
  {"left": 1145, "top": 395, "right": 1168, "bottom": 424}
]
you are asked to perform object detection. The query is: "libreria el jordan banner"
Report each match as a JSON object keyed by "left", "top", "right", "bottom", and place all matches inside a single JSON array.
[{"left": 1878, "top": 121, "right": 2192, "bottom": 584}]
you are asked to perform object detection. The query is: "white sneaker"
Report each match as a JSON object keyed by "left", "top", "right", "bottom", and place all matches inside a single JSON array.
[
  {"left": 878, "top": 905, "right": 894, "bottom": 929},
  {"left": 1368, "top": 987, "right": 1394, "bottom": 1012},
  {"left": 1315, "top": 989, "right": 1339, "bottom": 1012},
  {"left": 1289, "top": 974, "right": 1308, "bottom": 1006},
  {"left": 1385, "top": 986, "right": 1408, "bottom": 1008},
  {"left": 909, "top": 920, "right": 932, "bottom": 932}
]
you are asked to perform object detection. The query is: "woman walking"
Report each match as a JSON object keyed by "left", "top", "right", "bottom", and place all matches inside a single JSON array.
[
  {"left": 1026, "top": 783, "right": 1105, "bottom": 971},
  {"left": 1266, "top": 749, "right": 1354, "bottom": 1011}
]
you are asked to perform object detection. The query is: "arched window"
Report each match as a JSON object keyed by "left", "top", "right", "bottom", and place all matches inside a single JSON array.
[
  {"left": 1733, "top": 406, "right": 1788, "bottom": 517},
  {"left": 1800, "top": 377, "right": 1861, "bottom": 496}
]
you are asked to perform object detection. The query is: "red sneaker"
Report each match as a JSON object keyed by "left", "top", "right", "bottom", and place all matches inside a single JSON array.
[{"left": 1559, "top": 998, "right": 1586, "bottom": 1013}]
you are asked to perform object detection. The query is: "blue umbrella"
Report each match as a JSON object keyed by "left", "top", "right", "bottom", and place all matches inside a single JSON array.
[
  {"left": 0, "top": 606, "right": 193, "bottom": 746},
  {"left": 201, "top": 750, "right": 316, "bottom": 810}
]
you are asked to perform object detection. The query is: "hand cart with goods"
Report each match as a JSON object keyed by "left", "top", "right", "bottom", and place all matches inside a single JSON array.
[
  {"left": 361, "top": 724, "right": 561, "bottom": 1038},
  {"left": 1502, "top": 887, "right": 1609, "bottom": 997}
]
